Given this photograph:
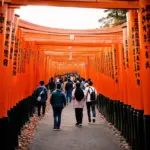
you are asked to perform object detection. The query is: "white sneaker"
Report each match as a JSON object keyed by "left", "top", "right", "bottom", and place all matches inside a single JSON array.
[
  {"left": 53, "top": 128, "right": 57, "bottom": 131},
  {"left": 57, "top": 127, "right": 61, "bottom": 131},
  {"left": 93, "top": 117, "right": 96, "bottom": 123},
  {"left": 77, "top": 124, "right": 82, "bottom": 127}
]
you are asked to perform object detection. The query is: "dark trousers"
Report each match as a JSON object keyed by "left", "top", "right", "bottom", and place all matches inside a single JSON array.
[
  {"left": 66, "top": 91, "right": 72, "bottom": 103},
  {"left": 75, "top": 108, "right": 83, "bottom": 125},
  {"left": 37, "top": 102, "right": 46, "bottom": 116},
  {"left": 86, "top": 102, "right": 96, "bottom": 122},
  {"left": 53, "top": 108, "right": 62, "bottom": 128}
]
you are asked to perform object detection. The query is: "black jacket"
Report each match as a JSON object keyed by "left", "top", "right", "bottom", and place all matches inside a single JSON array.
[
  {"left": 50, "top": 90, "right": 66, "bottom": 109},
  {"left": 65, "top": 81, "right": 73, "bottom": 92}
]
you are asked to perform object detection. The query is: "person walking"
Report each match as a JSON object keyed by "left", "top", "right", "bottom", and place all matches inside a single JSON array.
[
  {"left": 48, "top": 77, "right": 56, "bottom": 93},
  {"left": 85, "top": 81, "right": 97, "bottom": 124},
  {"left": 50, "top": 83, "right": 66, "bottom": 130},
  {"left": 81, "top": 78, "right": 85, "bottom": 90},
  {"left": 72, "top": 82, "right": 85, "bottom": 127},
  {"left": 65, "top": 78, "right": 73, "bottom": 104},
  {"left": 35, "top": 81, "right": 48, "bottom": 117},
  {"left": 73, "top": 80, "right": 77, "bottom": 89}
]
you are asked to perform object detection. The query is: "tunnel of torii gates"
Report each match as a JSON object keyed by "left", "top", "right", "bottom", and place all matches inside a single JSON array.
[{"left": 0, "top": 0, "right": 150, "bottom": 150}]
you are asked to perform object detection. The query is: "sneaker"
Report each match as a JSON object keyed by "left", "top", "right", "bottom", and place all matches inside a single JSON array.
[
  {"left": 53, "top": 127, "right": 57, "bottom": 131},
  {"left": 88, "top": 121, "right": 91, "bottom": 124},
  {"left": 57, "top": 127, "right": 61, "bottom": 131},
  {"left": 78, "top": 124, "right": 82, "bottom": 127},
  {"left": 93, "top": 118, "right": 96, "bottom": 123}
]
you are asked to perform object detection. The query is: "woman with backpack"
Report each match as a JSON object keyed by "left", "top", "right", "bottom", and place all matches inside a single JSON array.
[{"left": 72, "top": 82, "right": 85, "bottom": 127}]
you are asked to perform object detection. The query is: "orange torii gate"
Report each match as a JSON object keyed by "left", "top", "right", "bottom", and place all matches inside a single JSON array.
[{"left": 0, "top": 0, "right": 150, "bottom": 150}]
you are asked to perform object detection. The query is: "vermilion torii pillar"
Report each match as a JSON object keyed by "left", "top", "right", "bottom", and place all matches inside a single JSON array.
[{"left": 138, "top": 0, "right": 150, "bottom": 150}]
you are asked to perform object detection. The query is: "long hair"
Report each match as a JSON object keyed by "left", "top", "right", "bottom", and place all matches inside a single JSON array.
[{"left": 75, "top": 82, "right": 84, "bottom": 101}]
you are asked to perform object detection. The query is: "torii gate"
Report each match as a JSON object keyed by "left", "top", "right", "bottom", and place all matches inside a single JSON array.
[{"left": 0, "top": 0, "right": 150, "bottom": 150}]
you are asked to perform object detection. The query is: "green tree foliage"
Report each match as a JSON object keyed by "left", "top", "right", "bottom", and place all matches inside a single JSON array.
[{"left": 99, "top": 9, "right": 128, "bottom": 28}]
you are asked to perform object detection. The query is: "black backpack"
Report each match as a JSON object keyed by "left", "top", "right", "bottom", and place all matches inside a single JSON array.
[{"left": 88, "top": 87, "right": 96, "bottom": 101}]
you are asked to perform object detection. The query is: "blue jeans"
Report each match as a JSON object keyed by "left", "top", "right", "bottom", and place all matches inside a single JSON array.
[
  {"left": 66, "top": 91, "right": 72, "bottom": 103},
  {"left": 53, "top": 108, "right": 62, "bottom": 128},
  {"left": 86, "top": 102, "right": 96, "bottom": 122}
]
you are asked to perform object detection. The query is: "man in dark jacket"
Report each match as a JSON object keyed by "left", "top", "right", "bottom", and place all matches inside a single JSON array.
[
  {"left": 65, "top": 78, "right": 73, "bottom": 103},
  {"left": 48, "top": 77, "right": 56, "bottom": 93},
  {"left": 35, "top": 81, "right": 48, "bottom": 117},
  {"left": 50, "top": 83, "right": 66, "bottom": 130}
]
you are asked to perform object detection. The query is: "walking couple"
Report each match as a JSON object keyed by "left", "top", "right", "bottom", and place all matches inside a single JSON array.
[
  {"left": 50, "top": 80, "right": 97, "bottom": 130},
  {"left": 72, "top": 81, "right": 97, "bottom": 127}
]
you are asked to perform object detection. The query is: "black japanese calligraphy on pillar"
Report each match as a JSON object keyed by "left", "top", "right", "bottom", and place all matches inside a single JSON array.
[
  {"left": 122, "top": 47, "right": 126, "bottom": 70},
  {"left": 107, "top": 52, "right": 110, "bottom": 77},
  {"left": 110, "top": 48, "right": 114, "bottom": 79},
  {"left": 22, "top": 49, "right": 25, "bottom": 73},
  {"left": 103, "top": 50, "right": 105, "bottom": 74},
  {"left": 113, "top": 48, "right": 118, "bottom": 83},
  {"left": 101, "top": 51, "right": 104, "bottom": 74},
  {"left": 12, "top": 38, "right": 19, "bottom": 76},
  {"left": 3, "top": 20, "right": 11, "bottom": 66},
  {"left": 10, "top": 24, "right": 16, "bottom": 60},
  {"left": 20, "top": 50, "right": 24, "bottom": 73},
  {"left": 132, "top": 17, "right": 141, "bottom": 86},
  {"left": 0, "top": 13, "right": 4, "bottom": 34},
  {"left": 26, "top": 49, "right": 31, "bottom": 64},
  {"left": 105, "top": 51, "right": 108, "bottom": 76},
  {"left": 17, "top": 47, "right": 21, "bottom": 73},
  {"left": 108, "top": 49, "right": 111, "bottom": 77},
  {"left": 125, "top": 39, "right": 129, "bottom": 68},
  {"left": 141, "top": 5, "right": 150, "bottom": 69},
  {"left": 105, "top": 50, "right": 108, "bottom": 76},
  {"left": 104, "top": 50, "right": 106, "bottom": 75},
  {"left": 24, "top": 48, "right": 29, "bottom": 73}
]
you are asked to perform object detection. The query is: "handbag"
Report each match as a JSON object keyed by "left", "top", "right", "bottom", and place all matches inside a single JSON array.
[{"left": 37, "top": 88, "right": 44, "bottom": 101}]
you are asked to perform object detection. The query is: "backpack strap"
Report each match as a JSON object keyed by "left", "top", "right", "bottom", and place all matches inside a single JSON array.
[
  {"left": 39, "top": 87, "right": 45, "bottom": 95},
  {"left": 86, "top": 87, "right": 90, "bottom": 98},
  {"left": 90, "top": 87, "right": 95, "bottom": 93}
]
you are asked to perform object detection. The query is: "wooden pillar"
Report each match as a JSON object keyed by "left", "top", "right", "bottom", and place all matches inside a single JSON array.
[
  {"left": 138, "top": 0, "right": 150, "bottom": 149},
  {"left": 16, "top": 27, "right": 22, "bottom": 103},
  {"left": 0, "top": 4, "right": 8, "bottom": 118},
  {"left": 122, "top": 23, "right": 132, "bottom": 143},
  {"left": 118, "top": 43, "right": 125, "bottom": 134},
  {"left": 9, "top": 14, "right": 20, "bottom": 108},
  {"left": 0, "top": 4, "right": 9, "bottom": 149},
  {"left": 128, "top": 10, "right": 144, "bottom": 150}
]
